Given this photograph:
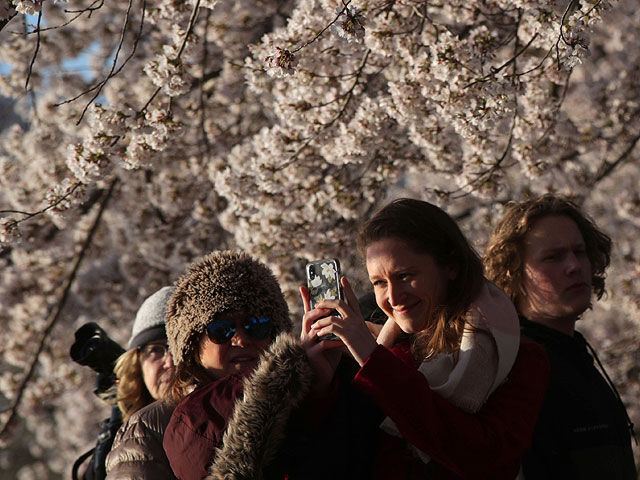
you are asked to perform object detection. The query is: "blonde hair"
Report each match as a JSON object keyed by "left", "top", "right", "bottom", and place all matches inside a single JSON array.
[{"left": 113, "top": 348, "right": 153, "bottom": 422}]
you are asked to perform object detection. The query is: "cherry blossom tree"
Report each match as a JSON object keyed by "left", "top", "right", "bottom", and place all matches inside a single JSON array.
[{"left": 0, "top": 0, "right": 638, "bottom": 477}]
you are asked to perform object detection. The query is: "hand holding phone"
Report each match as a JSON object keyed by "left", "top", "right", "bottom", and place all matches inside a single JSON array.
[{"left": 305, "top": 258, "right": 342, "bottom": 341}]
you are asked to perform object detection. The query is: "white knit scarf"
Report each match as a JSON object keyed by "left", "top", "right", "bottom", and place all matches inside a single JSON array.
[{"left": 380, "top": 280, "right": 520, "bottom": 464}]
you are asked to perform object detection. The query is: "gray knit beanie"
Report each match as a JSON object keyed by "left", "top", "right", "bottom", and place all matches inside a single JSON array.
[
  {"left": 166, "top": 250, "right": 292, "bottom": 365},
  {"left": 127, "top": 286, "right": 175, "bottom": 350}
]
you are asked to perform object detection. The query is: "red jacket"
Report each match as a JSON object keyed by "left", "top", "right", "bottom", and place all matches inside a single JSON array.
[
  {"left": 354, "top": 341, "right": 550, "bottom": 479},
  {"left": 163, "top": 375, "right": 245, "bottom": 480}
]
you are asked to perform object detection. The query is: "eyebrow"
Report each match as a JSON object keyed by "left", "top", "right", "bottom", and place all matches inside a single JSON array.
[{"left": 539, "top": 243, "right": 585, "bottom": 255}]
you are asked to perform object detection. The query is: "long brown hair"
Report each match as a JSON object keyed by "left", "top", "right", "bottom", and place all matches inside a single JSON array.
[
  {"left": 113, "top": 349, "right": 153, "bottom": 422},
  {"left": 358, "top": 198, "right": 484, "bottom": 360},
  {"left": 166, "top": 343, "right": 213, "bottom": 405},
  {"left": 484, "top": 194, "right": 611, "bottom": 308}
]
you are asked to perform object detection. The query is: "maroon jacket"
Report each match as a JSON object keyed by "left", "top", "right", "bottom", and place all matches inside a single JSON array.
[
  {"left": 355, "top": 341, "right": 550, "bottom": 479},
  {"left": 163, "top": 375, "right": 245, "bottom": 480}
]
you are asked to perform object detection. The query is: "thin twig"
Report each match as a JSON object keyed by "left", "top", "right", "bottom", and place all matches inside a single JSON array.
[
  {"left": 198, "top": 8, "right": 211, "bottom": 159},
  {"left": 137, "top": 0, "right": 201, "bottom": 117},
  {"left": 53, "top": 0, "right": 145, "bottom": 123},
  {"left": 559, "top": 0, "right": 581, "bottom": 46},
  {"left": 27, "top": 0, "right": 104, "bottom": 33},
  {"left": 176, "top": 0, "right": 200, "bottom": 59},
  {"left": 74, "top": 0, "right": 145, "bottom": 125},
  {"left": 464, "top": 32, "right": 537, "bottom": 89},
  {"left": 0, "top": 182, "right": 82, "bottom": 228},
  {"left": 589, "top": 133, "right": 640, "bottom": 188},
  {"left": 0, "top": 177, "right": 119, "bottom": 441},
  {"left": 138, "top": 87, "right": 161, "bottom": 117},
  {"left": 65, "top": 0, "right": 104, "bottom": 15},
  {"left": 291, "top": 0, "right": 354, "bottom": 53},
  {"left": 273, "top": 49, "right": 371, "bottom": 171},
  {"left": 25, "top": 10, "right": 42, "bottom": 90}
]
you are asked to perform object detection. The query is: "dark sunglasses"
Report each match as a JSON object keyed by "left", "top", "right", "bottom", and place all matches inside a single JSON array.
[{"left": 205, "top": 316, "right": 272, "bottom": 344}]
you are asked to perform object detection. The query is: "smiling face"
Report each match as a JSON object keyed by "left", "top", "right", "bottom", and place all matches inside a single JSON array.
[
  {"left": 366, "top": 237, "right": 457, "bottom": 334},
  {"left": 518, "top": 215, "right": 593, "bottom": 334},
  {"left": 197, "top": 311, "right": 271, "bottom": 380}
]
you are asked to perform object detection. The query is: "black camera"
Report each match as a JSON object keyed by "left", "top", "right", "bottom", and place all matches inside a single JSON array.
[{"left": 70, "top": 322, "right": 125, "bottom": 403}]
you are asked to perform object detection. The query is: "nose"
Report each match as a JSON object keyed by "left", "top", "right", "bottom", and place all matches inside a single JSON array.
[
  {"left": 387, "top": 281, "right": 403, "bottom": 307},
  {"left": 162, "top": 351, "right": 175, "bottom": 369},
  {"left": 230, "top": 327, "right": 252, "bottom": 347},
  {"left": 565, "top": 252, "right": 582, "bottom": 275}
]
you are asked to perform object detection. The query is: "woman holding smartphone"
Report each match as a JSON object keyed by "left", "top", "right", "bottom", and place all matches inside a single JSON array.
[
  {"left": 301, "top": 198, "right": 550, "bottom": 479},
  {"left": 161, "top": 250, "right": 355, "bottom": 480}
]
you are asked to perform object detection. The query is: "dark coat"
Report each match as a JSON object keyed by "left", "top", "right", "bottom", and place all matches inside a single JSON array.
[{"left": 519, "top": 317, "right": 637, "bottom": 479}]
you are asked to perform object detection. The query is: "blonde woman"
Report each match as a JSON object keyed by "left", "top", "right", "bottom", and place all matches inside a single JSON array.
[{"left": 104, "top": 286, "right": 177, "bottom": 479}]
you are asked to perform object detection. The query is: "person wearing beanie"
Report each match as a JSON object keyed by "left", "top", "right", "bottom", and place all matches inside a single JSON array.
[
  {"left": 104, "top": 286, "right": 178, "bottom": 480},
  {"left": 162, "top": 250, "right": 327, "bottom": 480},
  {"left": 113, "top": 285, "right": 176, "bottom": 418}
]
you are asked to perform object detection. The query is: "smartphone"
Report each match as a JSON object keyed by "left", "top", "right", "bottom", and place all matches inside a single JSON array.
[{"left": 306, "top": 258, "right": 342, "bottom": 341}]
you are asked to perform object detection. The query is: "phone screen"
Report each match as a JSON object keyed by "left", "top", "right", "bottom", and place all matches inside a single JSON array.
[{"left": 306, "top": 259, "right": 341, "bottom": 341}]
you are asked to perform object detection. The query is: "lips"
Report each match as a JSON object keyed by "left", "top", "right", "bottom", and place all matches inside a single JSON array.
[
  {"left": 392, "top": 300, "right": 420, "bottom": 315},
  {"left": 566, "top": 282, "right": 588, "bottom": 292},
  {"left": 231, "top": 355, "right": 257, "bottom": 363}
]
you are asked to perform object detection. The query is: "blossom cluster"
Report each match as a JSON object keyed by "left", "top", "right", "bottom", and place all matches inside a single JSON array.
[{"left": 0, "top": 0, "right": 639, "bottom": 476}]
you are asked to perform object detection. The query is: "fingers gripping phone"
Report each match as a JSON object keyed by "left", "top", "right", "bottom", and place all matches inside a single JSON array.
[{"left": 306, "top": 259, "right": 342, "bottom": 341}]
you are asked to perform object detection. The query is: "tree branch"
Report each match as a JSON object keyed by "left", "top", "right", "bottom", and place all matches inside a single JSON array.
[
  {"left": 25, "top": 9, "right": 42, "bottom": 90},
  {"left": 0, "top": 177, "right": 119, "bottom": 441},
  {"left": 589, "top": 133, "right": 640, "bottom": 188},
  {"left": 0, "top": 11, "right": 18, "bottom": 33}
]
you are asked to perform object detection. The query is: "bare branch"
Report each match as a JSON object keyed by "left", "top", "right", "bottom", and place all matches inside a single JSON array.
[
  {"left": 589, "top": 133, "right": 640, "bottom": 188},
  {"left": 137, "top": 0, "right": 201, "bottom": 117},
  {"left": 25, "top": 10, "right": 42, "bottom": 90},
  {"left": 52, "top": 0, "right": 146, "bottom": 124},
  {"left": 26, "top": 0, "right": 104, "bottom": 33},
  {"left": 0, "top": 177, "right": 119, "bottom": 441},
  {"left": 74, "top": 0, "right": 146, "bottom": 125},
  {"left": 176, "top": 0, "right": 201, "bottom": 59}
]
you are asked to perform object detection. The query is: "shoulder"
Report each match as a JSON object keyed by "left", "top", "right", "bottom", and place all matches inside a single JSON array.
[
  {"left": 133, "top": 400, "right": 174, "bottom": 431},
  {"left": 117, "top": 400, "right": 174, "bottom": 440},
  {"left": 513, "top": 341, "right": 551, "bottom": 382},
  {"left": 109, "top": 400, "right": 172, "bottom": 451},
  {"left": 105, "top": 401, "right": 176, "bottom": 479}
]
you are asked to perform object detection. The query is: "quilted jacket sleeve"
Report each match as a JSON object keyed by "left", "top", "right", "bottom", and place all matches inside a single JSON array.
[{"left": 105, "top": 400, "right": 176, "bottom": 480}]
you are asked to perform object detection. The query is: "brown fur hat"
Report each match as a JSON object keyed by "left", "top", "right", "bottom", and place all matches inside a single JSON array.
[{"left": 166, "top": 250, "right": 292, "bottom": 365}]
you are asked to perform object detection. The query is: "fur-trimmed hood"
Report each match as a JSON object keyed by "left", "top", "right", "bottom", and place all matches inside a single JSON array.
[
  {"left": 205, "top": 332, "right": 312, "bottom": 479},
  {"left": 163, "top": 333, "right": 313, "bottom": 480},
  {"left": 166, "top": 250, "right": 293, "bottom": 365}
]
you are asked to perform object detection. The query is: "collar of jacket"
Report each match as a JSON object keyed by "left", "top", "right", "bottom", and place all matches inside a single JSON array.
[
  {"left": 519, "top": 315, "right": 593, "bottom": 363},
  {"left": 205, "top": 332, "right": 313, "bottom": 480}
]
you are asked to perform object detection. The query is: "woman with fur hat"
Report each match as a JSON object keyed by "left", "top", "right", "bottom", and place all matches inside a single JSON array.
[
  {"left": 162, "top": 250, "right": 318, "bottom": 480},
  {"left": 103, "top": 286, "right": 177, "bottom": 479},
  {"left": 302, "top": 198, "right": 551, "bottom": 479}
]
